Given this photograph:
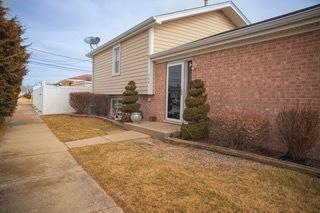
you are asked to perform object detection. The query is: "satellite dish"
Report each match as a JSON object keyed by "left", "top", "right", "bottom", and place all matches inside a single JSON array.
[{"left": 84, "top": 36, "right": 100, "bottom": 50}]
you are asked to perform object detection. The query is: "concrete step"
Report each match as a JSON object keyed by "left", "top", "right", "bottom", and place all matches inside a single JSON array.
[{"left": 124, "top": 121, "right": 180, "bottom": 139}]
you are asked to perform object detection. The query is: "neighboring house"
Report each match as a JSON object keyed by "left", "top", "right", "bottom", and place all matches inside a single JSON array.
[
  {"left": 88, "top": 1, "right": 249, "bottom": 116},
  {"left": 59, "top": 74, "right": 92, "bottom": 87}
]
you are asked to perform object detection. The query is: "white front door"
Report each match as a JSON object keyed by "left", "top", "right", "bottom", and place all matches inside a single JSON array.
[{"left": 166, "top": 62, "right": 186, "bottom": 123}]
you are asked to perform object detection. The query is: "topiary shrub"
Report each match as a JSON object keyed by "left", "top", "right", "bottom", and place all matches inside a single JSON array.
[
  {"left": 121, "top": 81, "right": 141, "bottom": 122},
  {"left": 276, "top": 107, "right": 320, "bottom": 162},
  {"left": 210, "top": 112, "right": 269, "bottom": 151},
  {"left": 181, "top": 79, "right": 210, "bottom": 140},
  {"left": 69, "top": 92, "right": 92, "bottom": 114}
]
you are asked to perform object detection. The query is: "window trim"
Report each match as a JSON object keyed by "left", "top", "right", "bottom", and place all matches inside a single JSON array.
[
  {"left": 112, "top": 44, "right": 121, "bottom": 76},
  {"left": 110, "top": 97, "right": 122, "bottom": 118}
]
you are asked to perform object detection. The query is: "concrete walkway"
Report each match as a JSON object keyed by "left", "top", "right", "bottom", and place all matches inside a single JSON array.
[
  {"left": 0, "top": 104, "right": 123, "bottom": 213},
  {"left": 66, "top": 130, "right": 150, "bottom": 148}
]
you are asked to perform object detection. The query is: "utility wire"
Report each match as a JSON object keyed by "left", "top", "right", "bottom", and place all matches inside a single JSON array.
[
  {"left": 31, "top": 54, "right": 90, "bottom": 64},
  {"left": 29, "top": 47, "right": 90, "bottom": 62},
  {"left": 29, "top": 60, "right": 90, "bottom": 70},
  {"left": 29, "top": 61, "right": 90, "bottom": 73},
  {"left": 31, "top": 57, "right": 91, "bottom": 65},
  {"left": 30, "top": 62, "right": 88, "bottom": 72},
  {"left": 30, "top": 59, "right": 91, "bottom": 70}
]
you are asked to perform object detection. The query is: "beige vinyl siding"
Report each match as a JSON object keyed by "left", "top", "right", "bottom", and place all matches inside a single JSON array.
[
  {"left": 93, "top": 30, "right": 149, "bottom": 95},
  {"left": 154, "top": 11, "right": 236, "bottom": 53}
]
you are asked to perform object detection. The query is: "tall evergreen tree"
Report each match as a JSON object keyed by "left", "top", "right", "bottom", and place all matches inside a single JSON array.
[{"left": 0, "top": 2, "right": 29, "bottom": 126}]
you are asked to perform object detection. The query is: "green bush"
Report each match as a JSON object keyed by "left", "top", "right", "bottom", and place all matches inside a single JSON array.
[
  {"left": 123, "top": 90, "right": 138, "bottom": 96},
  {"left": 181, "top": 121, "right": 210, "bottom": 140},
  {"left": 183, "top": 108, "right": 208, "bottom": 121},
  {"left": 121, "top": 103, "right": 141, "bottom": 113},
  {"left": 121, "top": 81, "right": 140, "bottom": 122},
  {"left": 189, "top": 87, "right": 205, "bottom": 95},
  {"left": 185, "top": 96, "right": 206, "bottom": 108},
  {"left": 122, "top": 95, "right": 139, "bottom": 104},
  {"left": 180, "top": 79, "right": 210, "bottom": 140}
]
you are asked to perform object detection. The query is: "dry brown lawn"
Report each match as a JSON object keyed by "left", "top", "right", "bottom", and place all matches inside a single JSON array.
[
  {"left": 42, "top": 115, "right": 123, "bottom": 142},
  {"left": 71, "top": 139, "right": 320, "bottom": 212}
]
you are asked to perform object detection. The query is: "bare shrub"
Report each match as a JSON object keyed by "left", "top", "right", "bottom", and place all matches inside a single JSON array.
[
  {"left": 210, "top": 112, "right": 269, "bottom": 151},
  {"left": 69, "top": 92, "right": 92, "bottom": 114},
  {"left": 92, "top": 94, "right": 110, "bottom": 116},
  {"left": 276, "top": 108, "right": 320, "bottom": 161},
  {"left": 23, "top": 91, "right": 32, "bottom": 99}
]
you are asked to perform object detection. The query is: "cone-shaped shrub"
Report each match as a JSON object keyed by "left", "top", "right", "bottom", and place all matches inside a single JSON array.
[
  {"left": 181, "top": 79, "right": 210, "bottom": 140},
  {"left": 121, "top": 81, "right": 141, "bottom": 121}
]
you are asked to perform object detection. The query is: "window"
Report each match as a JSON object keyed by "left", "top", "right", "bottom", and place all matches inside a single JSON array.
[
  {"left": 112, "top": 45, "right": 121, "bottom": 75},
  {"left": 110, "top": 98, "right": 122, "bottom": 120}
]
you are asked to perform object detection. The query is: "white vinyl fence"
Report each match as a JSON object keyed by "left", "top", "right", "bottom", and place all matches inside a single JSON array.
[{"left": 32, "top": 82, "right": 92, "bottom": 115}]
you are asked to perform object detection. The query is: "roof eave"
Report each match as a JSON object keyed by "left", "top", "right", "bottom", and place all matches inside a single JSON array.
[
  {"left": 86, "top": 17, "right": 156, "bottom": 57},
  {"left": 150, "top": 5, "right": 320, "bottom": 62},
  {"left": 87, "top": 2, "right": 250, "bottom": 58},
  {"left": 154, "top": 1, "right": 250, "bottom": 26},
  {"left": 221, "top": 2, "right": 250, "bottom": 26}
]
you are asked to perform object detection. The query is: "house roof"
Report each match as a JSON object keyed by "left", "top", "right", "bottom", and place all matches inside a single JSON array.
[
  {"left": 154, "top": 1, "right": 249, "bottom": 25},
  {"left": 60, "top": 74, "right": 92, "bottom": 82},
  {"left": 87, "top": 1, "right": 249, "bottom": 57},
  {"left": 150, "top": 4, "right": 320, "bottom": 62}
]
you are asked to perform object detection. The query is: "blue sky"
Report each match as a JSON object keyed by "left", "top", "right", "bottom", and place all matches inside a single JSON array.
[{"left": 3, "top": 0, "right": 320, "bottom": 86}]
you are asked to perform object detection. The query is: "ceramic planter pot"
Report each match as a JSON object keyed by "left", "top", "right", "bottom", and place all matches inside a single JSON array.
[{"left": 130, "top": 112, "right": 142, "bottom": 122}]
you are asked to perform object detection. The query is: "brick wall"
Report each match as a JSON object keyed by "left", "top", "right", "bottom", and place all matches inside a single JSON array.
[
  {"left": 141, "top": 30, "right": 320, "bottom": 159},
  {"left": 191, "top": 30, "right": 320, "bottom": 159},
  {"left": 139, "top": 62, "right": 167, "bottom": 122},
  {"left": 193, "top": 30, "right": 320, "bottom": 118}
]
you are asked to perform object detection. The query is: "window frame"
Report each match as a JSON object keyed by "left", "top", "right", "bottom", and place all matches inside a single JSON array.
[
  {"left": 112, "top": 44, "right": 121, "bottom": 76},
  {"left": 165, "top": 61, "right": 185, "bottom": 123},
  {"left": 110, "top": 97, "right": 122, "bottom": 118}
]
